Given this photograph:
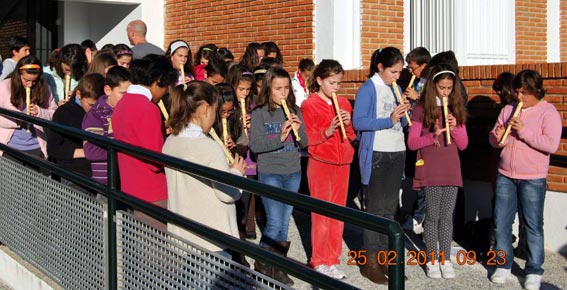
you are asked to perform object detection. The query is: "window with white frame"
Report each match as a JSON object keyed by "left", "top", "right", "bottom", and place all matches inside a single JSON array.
[{"left": 404, "top": 0, "right": 515, "bottom": 66}]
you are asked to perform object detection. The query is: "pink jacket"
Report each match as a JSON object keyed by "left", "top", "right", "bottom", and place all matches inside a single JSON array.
[
  {"left": 489, "top": 100, "right": 562, "bottom": 179},
  {"left": 407, "top": 104, "right": 468, "bottom": 190},
  {"left": 0, "top": 79, "right": 57, "bottom": 157}
]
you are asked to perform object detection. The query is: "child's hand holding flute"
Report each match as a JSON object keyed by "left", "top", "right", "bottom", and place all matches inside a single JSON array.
[
  {"left": 280, "top": 114, "right": 302, "bottom": 142},
  {"left": 390, "top": 101, "right": 411, "bottom": 124},
  {"left": 229, "top": 154, "right": 246, "bottom": 175},
  {"left": 392, "top": 81, "right": 412, "bottom": 126},
  {"left": 497, "top": 102, "right": 524, "bottom": 145},
  {"left": 404, "top": 75, "right": 420, "bottom": 101},
  {"left": 324, "top": 109, "right": 351, "bottom": 139},
  {"left": 280, "top": 98, "right": 302, "bottom": 141}
]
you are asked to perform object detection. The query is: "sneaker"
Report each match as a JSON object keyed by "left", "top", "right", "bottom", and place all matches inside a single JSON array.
[
  {"left": 426, "top": 261, "right": 441, "bottom": 279},
  {"left": 314, "top": 265, "right": 334, "bottom": 278},
  {"left": 329, "top": 264, "right": 347, "bottom": 279},
  {"left": 490, "top": 268, "right": 511, "bottom": 284},
  {"left": 403, "top": 217, "right": 424, "bottom": 234},
  {"left": 440, "top": 261, "right": 456, "bottom": 279},
  {"left": 524, "top": 274, "right": 542, "bottom": 290}
]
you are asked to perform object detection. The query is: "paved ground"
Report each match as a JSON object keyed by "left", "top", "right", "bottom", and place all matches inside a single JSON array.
[
  {"left": 1, "top": 205, "right": 564, "bottom": 290},
  {"left": 246, "top": 208, "right": 567, "bottom": 290},
  {"left": 0, "top": 280, "right": 12, "bottom": 290},
  {"left": 0, "top": 245, "right": 61, "bottom": 290}
]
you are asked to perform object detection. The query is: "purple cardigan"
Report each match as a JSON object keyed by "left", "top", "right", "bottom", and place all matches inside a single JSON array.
[
  {"left": 82, "top": 95, "right": 114, "bottom": 185},
  {"left": 407, "top": 104, "right": 468, "bottom": 190}
]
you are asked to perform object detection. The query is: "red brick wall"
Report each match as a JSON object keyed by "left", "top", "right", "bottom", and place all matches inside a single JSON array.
[
  {"left": 0, "top": 19, "right": 27, "bottom": 61},
  {"left": 461, "top": 63, "right": 567, "bottom": 192},
  {"left": 341, "top": 63, "right": 567, "bottom": 192},
  {"left": 361, "top": 0, "right": 405, "bottom": 68},
  {"left": 561, "top": 0, "right": 567, "bottom": 62},
  {"left": 164, "top": 1, "right": 567, "bottom": 191},
  {"left": 164, "top": 0, "right": 314, "bottom": 72},
  {"left": 515, "top": 0, "right": 547, "bottom": 63},
  {"left": 164, "top": 0, "right": 405, "bottom": 72}
]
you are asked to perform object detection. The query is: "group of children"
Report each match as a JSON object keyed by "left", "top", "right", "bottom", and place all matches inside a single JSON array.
[
  {"left": 0, "top": 35, "right": 560, "bottom": 290},
  {"left": 388, "top": 46, "right": 559, "bottom": 290}
]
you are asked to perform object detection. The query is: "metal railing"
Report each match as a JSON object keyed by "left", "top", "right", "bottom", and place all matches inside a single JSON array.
[{"left": 0, "top": 107, "right": 405, "bottom": 290}]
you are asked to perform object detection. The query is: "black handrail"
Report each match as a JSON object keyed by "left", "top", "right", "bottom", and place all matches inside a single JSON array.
[
  {"left": 0, "top": 107, "right": 405, "bottom": 290},
  {"left": 550, "top": 154, "right": 567, "bottom": 168}
]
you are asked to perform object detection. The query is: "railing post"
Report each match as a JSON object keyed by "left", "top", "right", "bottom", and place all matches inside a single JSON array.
[
  {"left": 107, "top": 148, "right": 118, "bottom": 290},
  {"left": 388, "top": 223, "right": 405, "bottom": 290}
]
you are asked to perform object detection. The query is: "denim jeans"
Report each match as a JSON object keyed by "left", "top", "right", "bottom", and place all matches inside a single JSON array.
[
  {"left": 258, "top": 171, "right": 301, "bottom": 246},
  {"left": 493, "top": 173, "right": 546, "bottom": 275}
]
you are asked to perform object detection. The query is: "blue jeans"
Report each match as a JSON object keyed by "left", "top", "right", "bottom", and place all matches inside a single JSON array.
[
  {"left": 258, "top": 171, "right": 301, "bottom": 246},
  {"left": 493, "top": 173, "right": 546, "bottom": 275}
]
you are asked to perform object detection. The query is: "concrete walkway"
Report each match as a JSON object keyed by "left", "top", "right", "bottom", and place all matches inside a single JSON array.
[
  {"left": 246, "top": 208, "right": 567, "bottom": 290},
  {"left": 0, "top": 280, "right": 12, "bottom": 290}
]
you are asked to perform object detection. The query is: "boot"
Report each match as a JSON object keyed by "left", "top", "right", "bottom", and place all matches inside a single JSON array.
[
  {"left": 272, "top": 241, "right": 294, "bottom": 286},
  {"left": 233, "top": 231, "right": 251, "bottom": 268},
  {"left": 360, "top": 252, "right": 388, "bottom": 284},
  {"left": 379, "top": 264, "right": 408, "bottom": 280},
  {"left": 232, "top": 251, "right": 250, "bottom": 268},
  {"left": 254, "top": 244, "right": 275, "bottom": 277},
  {"left": 254, "top": 259, "right": 273, "bottom": 277},
  {"left": 245, "top": 193, "right": 257, "bottom": 239}
]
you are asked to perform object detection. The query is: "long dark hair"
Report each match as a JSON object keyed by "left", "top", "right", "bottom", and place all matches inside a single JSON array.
[
  {"left": 368, "top": 47, "right": 403, "bottom": 78},
  {"left": 193, "top": 43, "right": 218, "bottom": 65},
  {"left": 419, "top": 64, "right": 467, "bottom": 128},
  {"left": 10, "top": 55, "right": 50, "bottom": 109},
  {"left": 492, "top": 72, "right": 515, "bottom": 106},
  {"left": 256, "top": 66, "right": 296, "bottom": 112},
  {"left": 213, "top": 83, "right": 243, "bottom": 143},
  {"left": 226, "top": 64, "right": 255, "bottom": 112},
  {"left": 239, "top": 42, "right": 263, "bottom": 71},
  {"left": 308, "top": 59, "right": 344, "bottom": 93},
  {"left": 56, "top": 43, "right": 88, "bottom": 81},
  {"left": 168, "top": 81, "right": 219, "bottom": 135},
  {"left": 512, "top": 70, "right": 546, "bottom": 100},
  {"left": 165, "top": 39, "right": 194, "bottom": 77}
]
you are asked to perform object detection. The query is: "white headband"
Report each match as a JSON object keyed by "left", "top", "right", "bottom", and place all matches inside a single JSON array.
[
  {"left": 170, "top": 41, "right": 188, "bottom": 53},
  {"left": 432, "top": 70, "right": 456, "bottom": 80}
]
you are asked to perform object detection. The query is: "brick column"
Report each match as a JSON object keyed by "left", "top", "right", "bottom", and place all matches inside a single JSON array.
[
  {"left": 360, "top": 0, "right": 405, "bottom": 68},
  {"left": 515, "top": 0, "right": 547, "bottom": 63}
]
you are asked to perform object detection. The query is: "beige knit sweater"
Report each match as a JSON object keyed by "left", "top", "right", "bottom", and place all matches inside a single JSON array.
[{"left": 163, "top": 130, "right": 242, "bottom": 252}]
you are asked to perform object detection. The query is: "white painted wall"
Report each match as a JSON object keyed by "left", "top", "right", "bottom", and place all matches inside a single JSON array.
[
  {"left": 60, "top": 0, "right": 164, "bottom": 50},
  {"left": 543, "top": 191, "right": 567, "bottom": 253},
  {"left": 454, "top": 0, "right": 515, "bottom": 65},
  {"left": 403, "top": 0, "right": 411, "bottom": 58},
  {"left": 547, "top": 0, "right": 560, "bottom": 63},
  {"left": 315, "top": 0, "right": 361, "bottom": 69}
]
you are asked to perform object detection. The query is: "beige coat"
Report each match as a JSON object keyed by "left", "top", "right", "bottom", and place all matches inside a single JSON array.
[{"left": 163, "top": 132, "right": 242, "bottom": 252}]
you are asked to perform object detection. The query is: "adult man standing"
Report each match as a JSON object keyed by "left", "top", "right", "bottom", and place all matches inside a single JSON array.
[{"left": 126, "top": 20, "right": 164, "bottom": 59}]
